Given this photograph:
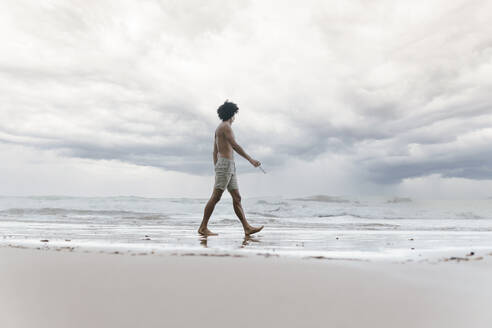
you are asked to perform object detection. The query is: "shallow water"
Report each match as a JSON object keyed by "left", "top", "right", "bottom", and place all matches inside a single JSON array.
[{"left": 1, "top": 195, "right": 492, "bottom": 260}]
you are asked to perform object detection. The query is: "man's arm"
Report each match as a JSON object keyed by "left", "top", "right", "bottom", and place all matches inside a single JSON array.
[
  {"left": 224, "top": 125, "right": 251, "bottom": 161},
  {"left": 213, "top": 135, "right": 218, "bottom": 166},
  {"left": 224, "top": 125, "right": 261, "bottom": 168}
]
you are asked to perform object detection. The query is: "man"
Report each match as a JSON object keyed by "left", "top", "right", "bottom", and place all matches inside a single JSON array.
[{"left": 198, "top": 100, "right": 264, "bottom": 236}]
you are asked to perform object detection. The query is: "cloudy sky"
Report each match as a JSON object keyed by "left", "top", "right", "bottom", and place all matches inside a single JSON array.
[{"left": 1, "top": 0, "right": 492, "bottom": 199}]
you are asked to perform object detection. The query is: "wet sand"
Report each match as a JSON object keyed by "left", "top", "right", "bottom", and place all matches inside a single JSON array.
[{"left": 1, "top": 247, "right": 491, "bottom": 328}]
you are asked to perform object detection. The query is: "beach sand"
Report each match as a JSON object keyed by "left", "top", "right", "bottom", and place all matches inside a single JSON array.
[{"left": 1, "top": 247, "right": 491, "bottom": 328}]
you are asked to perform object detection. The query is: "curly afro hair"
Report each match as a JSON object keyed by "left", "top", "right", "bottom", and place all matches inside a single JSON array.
[{"left": 217, "top": 100, "right": 239, "bottom": 121}]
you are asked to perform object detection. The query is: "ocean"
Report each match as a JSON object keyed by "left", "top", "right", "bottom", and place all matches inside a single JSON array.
[{"left": 1, "top": 195, "right": 491, "bottom": 261}]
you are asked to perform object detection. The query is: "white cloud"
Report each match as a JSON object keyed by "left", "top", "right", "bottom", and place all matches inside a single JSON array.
[{"left": 1, "top": 0, "right": 491, "bottom": 198}]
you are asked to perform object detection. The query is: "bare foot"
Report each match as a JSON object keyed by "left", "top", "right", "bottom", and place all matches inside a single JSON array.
[
  {"left": 245, "top": 225, "right": 264, "bottom": 236},
  {"left": 198, "top": 227, "right": 218, "bottom": 236}
]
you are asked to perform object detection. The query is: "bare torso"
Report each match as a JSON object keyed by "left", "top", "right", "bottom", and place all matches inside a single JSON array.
[{"left": 215, "top": 122, "right": 234, "bottom": 160}]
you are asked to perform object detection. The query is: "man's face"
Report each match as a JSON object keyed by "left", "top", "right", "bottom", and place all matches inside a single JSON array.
[{"left": 231, "top": 114, "right": 236, "bottom": 123}]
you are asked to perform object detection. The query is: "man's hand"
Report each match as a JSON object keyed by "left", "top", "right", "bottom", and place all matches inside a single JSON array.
[{"left": 249, "top": 159, "right": 261, "bottom": 167}]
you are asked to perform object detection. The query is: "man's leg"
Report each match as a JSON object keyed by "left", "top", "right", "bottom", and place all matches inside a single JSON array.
[
  {"left": 229, "top": 188, "right": 264, "bottom": 236},
  {"left": 198, "top": 188, "right": 224, "bottom": 236}
]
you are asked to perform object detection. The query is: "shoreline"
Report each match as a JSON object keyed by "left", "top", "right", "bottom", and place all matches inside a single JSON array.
[{"left": 2, "top": 238, "right": 492, "bottom": 264}]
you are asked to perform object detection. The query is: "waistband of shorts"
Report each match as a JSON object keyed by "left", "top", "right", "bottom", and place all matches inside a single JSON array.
[{"left": 217, "top": 156, "right": 234, "bottom": 162}]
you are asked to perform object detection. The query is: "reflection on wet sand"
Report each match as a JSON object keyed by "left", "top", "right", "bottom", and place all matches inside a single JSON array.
[
  {"left": 199, "top": 236, "right": 208, "bottom": 248},
  {"left": 199, "top": 235, "right": 262, "bottom": 249},
  {"left": 242, "top": 235, "right": 260, "bottom": 247}
]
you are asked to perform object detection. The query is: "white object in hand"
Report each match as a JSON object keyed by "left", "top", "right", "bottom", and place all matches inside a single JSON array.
[{"left": 258, "top": 165, "right": 267, "bottom": 174}]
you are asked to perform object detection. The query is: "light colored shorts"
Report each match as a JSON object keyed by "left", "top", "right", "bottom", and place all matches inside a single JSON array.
[{"left": 214, "top": 156, "right": 238, "bottom": 192}]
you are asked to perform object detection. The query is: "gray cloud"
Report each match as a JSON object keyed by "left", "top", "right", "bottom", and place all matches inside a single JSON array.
[{"left": 1, "top": 0, "right": 492, "bottom": 185}]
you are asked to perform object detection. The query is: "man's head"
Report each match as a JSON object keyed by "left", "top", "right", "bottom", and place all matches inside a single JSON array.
[{"left": 217, "top": 100, "right": 238, "bottom": 122}]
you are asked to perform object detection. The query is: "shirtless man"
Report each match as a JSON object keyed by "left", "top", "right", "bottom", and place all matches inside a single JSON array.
[{"left": 198, "top": 101, "right": 264, "bottom": 236}]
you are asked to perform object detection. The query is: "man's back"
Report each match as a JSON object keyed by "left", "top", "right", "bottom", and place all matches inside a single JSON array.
[{"left": 215, "top": 122, "right": 234, "bottom": 160}]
